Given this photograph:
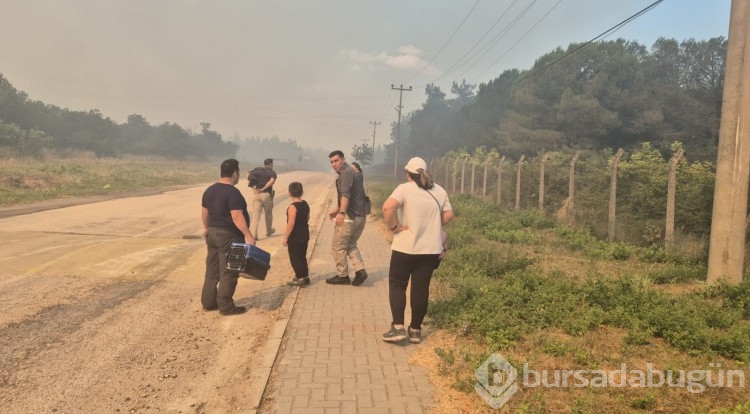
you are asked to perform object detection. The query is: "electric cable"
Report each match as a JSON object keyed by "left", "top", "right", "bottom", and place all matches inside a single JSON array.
[
  {"left": 404, "top": 0, "right": 482, "bottom": 84},
  {"left": 516, "top": 0, "right": 664, "bottom": 86},
  {"left": 427, "top": 0, "right": 523, "bottom": 86},
  {"left": 454, "top": 0, "right": 549, "bottom": 83},
  {"left": 469, "top": 0, "right": 564, "bottom": 83}
]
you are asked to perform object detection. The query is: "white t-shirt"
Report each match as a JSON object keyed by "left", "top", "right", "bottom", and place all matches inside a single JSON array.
[{"left": 388, "top": 182, "right": 452, "bottom": 255}]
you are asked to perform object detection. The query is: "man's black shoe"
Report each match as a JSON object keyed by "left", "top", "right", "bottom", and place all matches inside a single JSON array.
[
  {"left": 219, "top": 306, "right": 247, "bottom": 316},
  {"left": 352, "top": 269, "right": 368, "bottom": 286},
  {"left": 288, "top": 277, "right": 310, "bottom": 287},
  {"left": 326, "top": 275, "right": 351, "bottom": 285},
  {"left": 203, "top": 305, "right": 218, "bottom": 311}
]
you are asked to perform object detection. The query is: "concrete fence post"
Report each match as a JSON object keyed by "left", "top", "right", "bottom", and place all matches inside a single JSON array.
[
  {"left": 539, "top": 153, "right": 550, "bottom": 213},
  {"left": 461, "top": 159, "right": 467, "bottom": 194},
  {"left": 452, "top": 159, "right": 457, "bottom": 194},
  {"left": 470, "top": 161, "right": 476, "bottom": 195},
  {"left": 665, "top": 148, "right": 684, "bottom": 250},
  {"left": 482, "top": 157, "right": 490, "bottom": 197},
  {"left": 567, "top": 151, "right": 581, "bottom": 224},
  {"left": 497, "top": 156, "right": 506, "bottom": 204},
  {"left": 444, "top": 158, "right": 452, "bottom": 193},
  {"left": 515, "top": 155, "right": 525, "bottom": 211},
  {"left": 608, "top": 149, "right": 625, "bottom": 242}
]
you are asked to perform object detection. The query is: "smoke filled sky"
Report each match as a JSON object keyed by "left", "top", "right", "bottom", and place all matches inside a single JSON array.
[{"left": 0, "top": 1, "right": 730, "bottom": 152}]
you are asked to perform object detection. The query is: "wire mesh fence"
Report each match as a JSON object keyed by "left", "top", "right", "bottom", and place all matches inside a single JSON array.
[{"left": 428, "top": 145, "right": 716, "bottom": 254}]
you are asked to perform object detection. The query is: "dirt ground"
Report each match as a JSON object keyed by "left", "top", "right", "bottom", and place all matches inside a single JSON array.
[{"left": 0, "top": 171, "right": 335, "bottom": 413}]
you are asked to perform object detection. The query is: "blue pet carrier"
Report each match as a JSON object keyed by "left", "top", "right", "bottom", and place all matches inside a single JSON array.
[{"left": 226, "top": 243, "right": 271, "bottom": 280}]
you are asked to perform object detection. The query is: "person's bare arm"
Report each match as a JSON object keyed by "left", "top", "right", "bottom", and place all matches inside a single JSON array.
[
  {"left": 231, "top": 209, "right": 256, "bottom": 245},
  {"left": 382, "top": 197, "right": 406, "bottom": 233},
  {"left": 441, "top": 210, "right": 454, "bottom": 226},
  {"left": 258, "top": 177, "right": 276, "bottom": 193},
  {"left": 201, "top": 207, "right": 209, "bottom": 237},
  {"left": 283, "top": 204, "right": 297, "bottom": 246},
  {"left": 332, "top": 196, "right": 350, "bottom": 226}
]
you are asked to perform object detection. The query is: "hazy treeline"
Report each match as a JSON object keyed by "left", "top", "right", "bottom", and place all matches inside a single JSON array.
[
  {"left": 0, "top": 73, "right": 345, "bottom": 168},
  {"left": 0, "top": 74, "right": 236, "bottom": 159},
  {"left": 387, "top": 37, "right": 726, "bottom": 165}
]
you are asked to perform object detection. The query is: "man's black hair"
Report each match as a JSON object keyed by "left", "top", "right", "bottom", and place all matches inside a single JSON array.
[
  {"left": 264, "top": 158, "right": 273, "bottom": 166},
  {"left": 221, "top": 159, "right": 239, "bottom": 178},
  {"left": 328, "top": 150, "right": 344, "bottom": 158}
]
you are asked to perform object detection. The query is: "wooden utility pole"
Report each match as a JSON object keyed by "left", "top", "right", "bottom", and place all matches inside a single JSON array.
[
  {"left": 369, "top": 121, "right": 380, "bottom": 166},
  {"left": 391, "top": 84, "right": 412, "bottom": 178},
  {"left": 708, "top": 0, "right": 750, "bottom": 284}
]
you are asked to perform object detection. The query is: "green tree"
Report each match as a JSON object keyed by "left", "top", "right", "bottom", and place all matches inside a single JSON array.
[
  {"left": 351, "top": 140, "right": 374, "bottom": 167},
  {"left": 451, "top": 79, "right": 476, "bottom": 102},
  {"left": 555, "top": 89, "right": 619, "bottom": 148},
  {"left": 0, "top": 121, "right": 52, "bottom": 158}
]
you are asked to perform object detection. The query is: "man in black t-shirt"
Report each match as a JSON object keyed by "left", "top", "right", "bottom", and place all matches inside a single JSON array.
[
  {"left": 248, "top": 158, "right": 278, "bottom": 239},
  {"left": 201, "top": 159, "right": 255, "bottom": 316}
]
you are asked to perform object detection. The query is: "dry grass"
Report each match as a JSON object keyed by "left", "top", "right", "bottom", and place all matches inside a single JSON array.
[
  {"left": 0, "top": 154, "right": 217, "bottom": 206},
  {"left": 411, "top": 326, "right": 748, "bottom": 413}
]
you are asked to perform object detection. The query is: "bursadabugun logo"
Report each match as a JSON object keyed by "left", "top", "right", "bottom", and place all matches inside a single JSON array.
[
  {"left": 476, "top": 353, "right": 746, "bottom": 409},
  {"left": 474, "top": 353, "right": 519, "bottom": 409}
]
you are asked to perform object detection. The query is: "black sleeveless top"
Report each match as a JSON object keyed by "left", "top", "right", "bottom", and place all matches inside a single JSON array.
[{"left": 287, "top": 200, "right": 310, "bottom": 243}]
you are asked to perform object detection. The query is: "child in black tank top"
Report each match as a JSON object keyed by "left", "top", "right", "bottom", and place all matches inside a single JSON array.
[{"left": 283, "top": 182, "right": 310, "bottom": 286}]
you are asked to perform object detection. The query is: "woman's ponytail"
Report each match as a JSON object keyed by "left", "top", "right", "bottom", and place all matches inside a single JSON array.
[{"left": 408, "top": 169, "right": 435, "bottom": 190}]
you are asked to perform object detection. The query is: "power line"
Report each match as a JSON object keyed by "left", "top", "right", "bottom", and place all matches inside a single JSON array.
[
  {"left": 469, "top": 0, "right": 564, "bottom": 83},
  {"left": 377, "top": 89, "right": 397, "bottom": 121},
  {"left": 455, "top": 0, "right": 547, "bottom": 83},
  {"left": 517, "top": 0, "right": 665, "bottom": 86},
  {"left": 427, "top": 0, "right": 523, "bottom": 86},
  {"left": 405, "top": 0, "right": 482, "bottom": 84}
]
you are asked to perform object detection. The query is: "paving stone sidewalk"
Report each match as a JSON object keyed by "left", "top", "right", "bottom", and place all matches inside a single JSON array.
[{"left": 262, "top": 211, "right": 435, "bottom": 413}]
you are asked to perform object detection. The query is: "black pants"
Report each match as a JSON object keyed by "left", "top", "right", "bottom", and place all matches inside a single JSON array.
[
  {"left": 288, "top": 241, "right": 309, "bottom": 278},
  {"left": 388, "top": 250, "right": 440, "bottom": 330},
  {"left": 202, "top": 227, "right": 243, "bottom": 312}
]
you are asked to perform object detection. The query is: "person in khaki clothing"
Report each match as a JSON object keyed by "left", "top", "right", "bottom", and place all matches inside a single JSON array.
[
  {"left": 248, "top": 158, "right": 277, "bottom": 239},
  {"left": 326, "top": 150, "right": 368, "bottom": 286}
]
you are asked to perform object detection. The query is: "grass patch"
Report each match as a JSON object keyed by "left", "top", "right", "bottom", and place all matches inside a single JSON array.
[{"left": 0, "top": 155, "right": 217, "bottom": 206}]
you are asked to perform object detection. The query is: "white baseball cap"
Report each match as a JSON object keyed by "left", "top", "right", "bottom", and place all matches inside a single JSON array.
[{"left": 404, "top": 157, "right": 427, "bottom": 174}]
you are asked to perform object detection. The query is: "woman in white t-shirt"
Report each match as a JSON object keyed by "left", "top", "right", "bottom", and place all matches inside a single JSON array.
[{"left": 381, "top": 157, "right": 453, "bottom": 344}]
